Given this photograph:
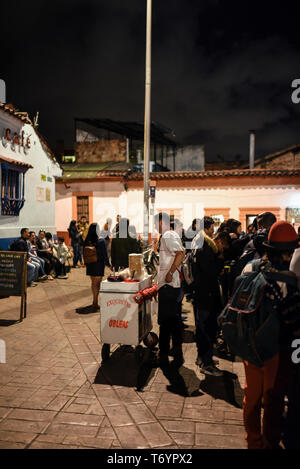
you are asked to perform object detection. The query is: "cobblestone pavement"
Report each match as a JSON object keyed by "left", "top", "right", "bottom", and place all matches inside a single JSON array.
[{"left": 0, "top": 268, "right": 246, "bottom": 449}]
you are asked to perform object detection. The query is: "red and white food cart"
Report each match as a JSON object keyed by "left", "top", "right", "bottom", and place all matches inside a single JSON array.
[{"left": 100, "top": 276, "right": 158, "bottom": 362}]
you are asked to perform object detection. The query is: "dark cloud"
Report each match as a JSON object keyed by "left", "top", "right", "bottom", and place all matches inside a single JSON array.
[{"left": 2, "top": 0, "right": 300, "bottom": 161}]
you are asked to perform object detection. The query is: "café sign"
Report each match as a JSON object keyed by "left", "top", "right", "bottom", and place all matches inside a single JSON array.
[{"left": 2, "top": 127, "right": 31, "bottom": 152}]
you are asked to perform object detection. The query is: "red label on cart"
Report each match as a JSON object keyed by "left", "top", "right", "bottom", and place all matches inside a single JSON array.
[
  {"left": 106, "top": 299, "right": 131, "bottom": 308},
  {"left": 109, "top": 319, "right": 129, "bottom": 329}
]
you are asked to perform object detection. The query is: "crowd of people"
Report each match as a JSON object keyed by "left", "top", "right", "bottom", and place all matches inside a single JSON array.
[
  {"left": 8, "top": 210, "right": 300, "bottom": 449},
  {"left": 154, "top": 211, "right": 300, "bottom": 450},
  {"left": 9, "top": 214, "right": 143, "bottom": 309},
  {"left": 10, "top": 229, "right": 73, "bottom": 286}
]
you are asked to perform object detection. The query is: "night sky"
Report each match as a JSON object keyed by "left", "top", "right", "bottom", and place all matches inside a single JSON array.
[{"left": 2, "top": 0, "right": 300, "bottom": 162}]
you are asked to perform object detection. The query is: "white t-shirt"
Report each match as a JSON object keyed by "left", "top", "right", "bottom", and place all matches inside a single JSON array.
[{"left": 157, "top": 230, "right": 184, "bottom": 290}]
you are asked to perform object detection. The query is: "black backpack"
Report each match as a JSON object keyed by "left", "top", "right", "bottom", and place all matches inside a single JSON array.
[{"left": 218, "top": 261, "right": 296, "bottom": 367}]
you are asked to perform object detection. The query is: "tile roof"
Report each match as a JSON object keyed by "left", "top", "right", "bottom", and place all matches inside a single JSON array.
[
  {"left": 128, "top": 169, "right": 300, "bottom": 180},
  {"left": 0, "top": 103, "right": 32, "bottom": 124},
  {"left": 0, "top": 154, "right": 33, "bottom": 169}
]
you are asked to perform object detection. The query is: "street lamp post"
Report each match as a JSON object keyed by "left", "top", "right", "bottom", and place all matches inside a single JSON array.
[{"left": 143, "top": 0, "right": 152, "bottom": 241}]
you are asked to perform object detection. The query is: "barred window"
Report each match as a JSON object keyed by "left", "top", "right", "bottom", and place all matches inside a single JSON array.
[
  {"left": 77, "top": 196, "right": 89, "bottom": 220},
  {"left": 1, "top": 163, "right": 25, "bottom": 216}
]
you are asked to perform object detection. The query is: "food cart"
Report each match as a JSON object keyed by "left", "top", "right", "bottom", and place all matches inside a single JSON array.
[{"left": 100, "top": 275, "right": 158, "bottom": 362}]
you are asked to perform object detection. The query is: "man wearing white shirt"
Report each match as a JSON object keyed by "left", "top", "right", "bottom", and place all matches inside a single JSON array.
[{"left": 154, "top": 213, "right": 185, "bottom": 368}]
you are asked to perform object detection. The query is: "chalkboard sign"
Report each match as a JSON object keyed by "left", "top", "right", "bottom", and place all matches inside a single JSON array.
[{"left": 0, "top": 251, "right": 27, "bottom": 321}]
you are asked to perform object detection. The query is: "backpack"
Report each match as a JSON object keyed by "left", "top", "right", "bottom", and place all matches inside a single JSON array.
[
  {"left": 218, "top": 261, "right": 286, "bottom": 367},
  {"left": 182, "top": 249, "right": 197, "bottom": 288},
  {"left": 83, "top": 245, "right": 98, "bottom": 264}
]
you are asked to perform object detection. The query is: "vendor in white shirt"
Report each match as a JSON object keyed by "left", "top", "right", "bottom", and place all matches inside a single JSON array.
[{"left": 154, "top": 212, "right": 185, "bottom": 368}]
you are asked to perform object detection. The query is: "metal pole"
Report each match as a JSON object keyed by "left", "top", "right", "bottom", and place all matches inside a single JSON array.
[
  {"left": 143, "top": 0, "right": 152, "bottom": 241},
  {"left": 126, "top": 138, "right": 130, "bottom": 163},
  {"left": 249, "top": 130, "right": 255, "bottom": 169}
]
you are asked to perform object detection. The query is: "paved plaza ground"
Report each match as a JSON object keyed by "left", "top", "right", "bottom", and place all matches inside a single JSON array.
[{"left": 0, "top": 268, "right": 246, "bottom": 449}]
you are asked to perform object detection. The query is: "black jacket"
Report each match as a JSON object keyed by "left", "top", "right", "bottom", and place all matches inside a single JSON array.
[
  {"left": 11, "top": 237, "right": 29, "bottom": 259},
  {"left": 68, "top": 226, "right": 81, "bottom": 246},
  {"left": 193, "top": 235, "right": 223, "bottom": 311}
]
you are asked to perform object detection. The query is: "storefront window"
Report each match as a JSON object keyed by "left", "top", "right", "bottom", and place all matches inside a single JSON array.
[{"left": 1, "top": 163, "right": 25, "bottom": 216}]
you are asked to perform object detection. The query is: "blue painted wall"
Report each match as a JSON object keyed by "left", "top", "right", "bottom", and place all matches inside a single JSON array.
[{"left": 0, "top": 237, "right": 16, "bottom": 251}]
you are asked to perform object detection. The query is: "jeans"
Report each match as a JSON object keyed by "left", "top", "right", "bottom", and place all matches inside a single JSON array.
[
  {"left": 193, "top": 303, "right": 218, "bottom": 365},
  {"left": 72, "top": 243, "right": 81, "bottom": 266},
  {"left": 29, "top": 254, "right": 46, "bottom": 277},
  {"left": 27, "top": 261, "right": 38, "bottom": 285}
]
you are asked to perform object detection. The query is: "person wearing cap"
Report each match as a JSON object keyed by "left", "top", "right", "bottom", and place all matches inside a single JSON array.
[{"left": 242, "top": 221, "right": 300, "bottom": 449}]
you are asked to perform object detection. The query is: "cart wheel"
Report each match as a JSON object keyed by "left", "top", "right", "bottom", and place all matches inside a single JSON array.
[
  {"left": 101, "top": 344, "right": 110, "bottom": 362},
  {"left": 143, "top": 332, "right": 159, "bottom": 350}
]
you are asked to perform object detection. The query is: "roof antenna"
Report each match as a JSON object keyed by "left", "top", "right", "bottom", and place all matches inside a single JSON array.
[{"left": 33, "top": 111, "right": 39, "bottom": 128}]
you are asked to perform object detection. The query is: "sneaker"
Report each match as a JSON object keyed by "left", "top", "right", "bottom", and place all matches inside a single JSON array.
[
  {"left": 39, "top": 275, "right": 48, "bottom": 281},
  {"left": 200, "top": 363, "right": 223, "bottom": 377},
  {"left": 29, "top": 282, "right": 38, "bottom": 287},
  {"left": 57, "top": 275, "right": 68, "bottom": 279}
]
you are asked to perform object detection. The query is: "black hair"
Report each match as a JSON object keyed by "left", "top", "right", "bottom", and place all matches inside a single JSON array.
[
  {"left": 266, "top": 247, "right": 295, "bottom": 266},
  {"left": 45, "top": 232, "right": 52, "bottom": 240},
  {"left": 217, "top": 221, "right": 227, "bottom": 233},
  {"left": 85, "top": 223, "right": 99, "bottom": 245},
  {"left": 58, "top": 237, "right": 65, "bottom": 243},
  {"left": 68, "top": 220, "right": 77, "bottom": 229},
  {"left": 29, "top": 231, "right": 35, "bottom": 236},
  {"left": 214, "top": 231, "right": 231, "bottom": 246},
  {"left": 257, "top": 212, "right": 277, "bottom": 230},
  {"left": 20, "top": 228, "right": 29, "bottom": 235},
  {"left": 225, "top": 218, "right": 241, "bottom": 235},
  {"left": 204, "top": 216, "right": 214, "bottom": 230}
]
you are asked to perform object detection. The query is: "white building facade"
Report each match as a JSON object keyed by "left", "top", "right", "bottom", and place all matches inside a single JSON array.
[
  {"left": 0, "top": 104, "right": 62, "bottom": 250},
  {"left": 55, "top": 169, "right": 300, "bottom": 240}
]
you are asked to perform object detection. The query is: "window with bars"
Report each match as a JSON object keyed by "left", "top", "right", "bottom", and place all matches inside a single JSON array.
[
  {"left": 1, "top": 164, "right": 25, "bottom": 216},
  {"left": 77, "top": 196, "right": 89, "bottom": 220}
]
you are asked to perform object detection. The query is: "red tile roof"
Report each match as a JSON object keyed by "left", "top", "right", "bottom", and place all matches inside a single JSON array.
[
  {"left": 0, "top": 154, "right": 33, "bottom": 169},
  {"left": 0, "top": 103, "right": 32, "bottom": 124},
  {"left": 128, "top": 169, "right": 300, "bottom": 180}
]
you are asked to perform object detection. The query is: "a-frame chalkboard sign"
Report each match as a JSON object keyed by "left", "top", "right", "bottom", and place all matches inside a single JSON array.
[{"left": 0, "top": 251, "right": 27, "bottom": 321}]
